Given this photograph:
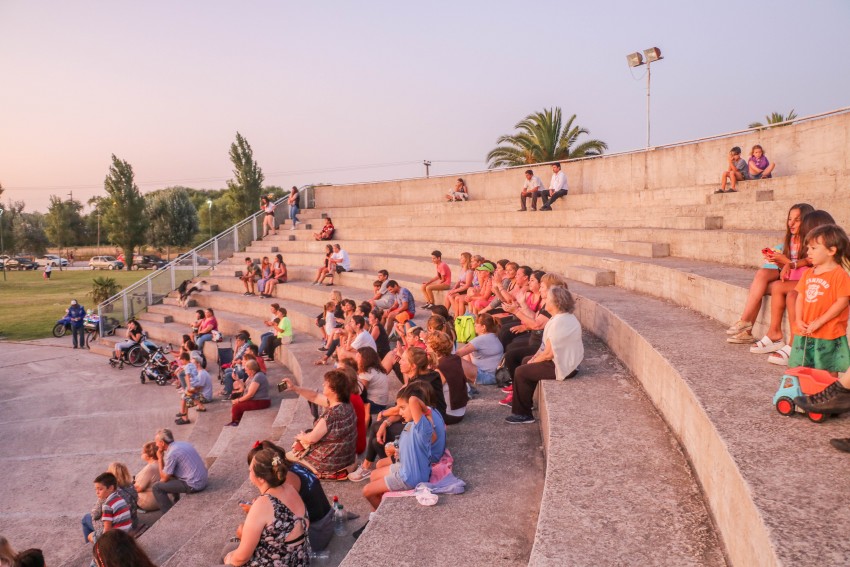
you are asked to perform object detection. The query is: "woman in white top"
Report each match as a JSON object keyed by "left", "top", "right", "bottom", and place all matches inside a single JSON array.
[
  {"left": 506, "top": 286, "right": 584, "bottom": 424},
  {"left": 260, "top": 195, "right": 277, "bottom": 237},
  {"left": 355, "top": 347, "right": 390, "bottom": 414}
]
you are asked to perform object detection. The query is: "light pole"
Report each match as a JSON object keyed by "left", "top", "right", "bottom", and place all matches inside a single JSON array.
[
  {"left": 626, "top": 47, "right": 663, "bottom": 148},
  {"left": 423, "top": 160, "right": 431, "bottom": 178},
  {"left": 0, "top": 208, "right": 5, "bottom": 281},
  {"left": 207, "top": 199, "right": 213, "bottom": 241}
]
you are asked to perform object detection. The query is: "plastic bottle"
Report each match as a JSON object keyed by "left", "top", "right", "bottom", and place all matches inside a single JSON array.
[{"left": 334, "top": 503, "right": 347, "bottom": 536}]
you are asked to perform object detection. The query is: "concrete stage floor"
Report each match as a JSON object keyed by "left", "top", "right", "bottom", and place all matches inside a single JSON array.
[{"left": 0, "top": 338, "right": 187, "bottom": 565}]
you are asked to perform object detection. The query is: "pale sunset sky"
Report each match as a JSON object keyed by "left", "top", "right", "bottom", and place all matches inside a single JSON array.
[{"left": 1, "top": 0, "right": 848, "bottom": 212}]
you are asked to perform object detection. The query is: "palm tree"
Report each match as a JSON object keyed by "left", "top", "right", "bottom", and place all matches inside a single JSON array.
[
  {"left": 487, "top": 107, "right": 607, "bottom": 168},
  {"left": 749, "top": 109, "right": 797, "bottom": 129}
]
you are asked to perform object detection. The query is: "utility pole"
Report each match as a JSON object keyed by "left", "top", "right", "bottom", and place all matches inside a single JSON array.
[
  {"left": 0, "top": 208, "right": 5, "bottom": 281},
  {"left": 423, "top": 160, "right": 432, "bottom": 178}
]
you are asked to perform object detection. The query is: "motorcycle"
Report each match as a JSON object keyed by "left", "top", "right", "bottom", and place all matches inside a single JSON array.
[
  {"left": 139, "top": 341, "right": 174, "bottom": 386},
  {"left": 52, "top": 315, "right": 72, "bottom": 337}
]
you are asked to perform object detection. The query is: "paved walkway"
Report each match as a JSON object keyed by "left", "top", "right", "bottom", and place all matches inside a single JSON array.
[{"left": 0, "top": 338, "right": 184, "bottom": 565}]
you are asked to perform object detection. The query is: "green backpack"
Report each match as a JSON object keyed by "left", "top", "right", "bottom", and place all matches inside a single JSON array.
[{"left": 454, "top": 315, "right": 477, "bottom": 343}]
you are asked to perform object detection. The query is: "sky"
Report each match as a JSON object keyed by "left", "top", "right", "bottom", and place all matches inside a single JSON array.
[{"left": 1, "top": 0, "right": 849, "bottom": 212}]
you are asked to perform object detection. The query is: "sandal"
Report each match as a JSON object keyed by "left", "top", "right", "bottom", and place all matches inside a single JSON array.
[
  {"left": 174, "top": 417, "right": 190, "bottom": 425},
  {"left": 175, "top": 412, "right": 187, "bottom": 417},
  {"left": 725, "top": 320, "right": 753, "bottom": 336},
  {"left": 726, "top": 329, "right": 755, "bottom": 344},
  {"left": 750, "top": 335, "right": 785, "bottom": 354},
  {"left": 314, "top": 358, "right": 328, "bottom": 366},
  {"left": 195, "top": 407, "right": 207, "bottom": 412},
  {"left": 768, "top": 345, "right": 792, "bottom": 366}
]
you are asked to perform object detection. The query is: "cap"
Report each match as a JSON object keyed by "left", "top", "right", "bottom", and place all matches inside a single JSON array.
[{"left": 475, "top": 262, "right": 495, "bottom": 273}]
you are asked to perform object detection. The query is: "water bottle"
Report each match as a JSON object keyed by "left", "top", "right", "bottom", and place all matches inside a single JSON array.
[{"left": 334, "top": 503, "right": 347, "bottom": 536}]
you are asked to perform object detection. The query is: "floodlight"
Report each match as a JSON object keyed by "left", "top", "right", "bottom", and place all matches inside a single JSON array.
[
  {"left": 643, "top": 47, "right": 662, "bottom": 63},
  {"left": 626, "top": 52, "right": 644, "bottom": 67}
]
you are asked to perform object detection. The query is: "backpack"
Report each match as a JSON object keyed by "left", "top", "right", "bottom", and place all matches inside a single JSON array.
[
  {"left": 211, "top": 330, "right": 223, "bottom": 343},
  {"left": 454, "top": 315, "right": 477, "bottom": 343}
]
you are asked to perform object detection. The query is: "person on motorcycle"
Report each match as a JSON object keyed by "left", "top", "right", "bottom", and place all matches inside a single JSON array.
[
  {"left": 66, "top": 299, "right": 86, "bottom": 349},
  {"left": 114, "top": 320, "right": 144, "bottom": 361}
]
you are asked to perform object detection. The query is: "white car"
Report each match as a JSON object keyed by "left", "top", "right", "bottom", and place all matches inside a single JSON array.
[
  {"left": 89, "top": 256, "right": 123, "bottom": 270},
  {"left": 37, "top": 254, "right": 70, "bottom": 267}
]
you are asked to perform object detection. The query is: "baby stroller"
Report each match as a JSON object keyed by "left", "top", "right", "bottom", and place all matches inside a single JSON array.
[
  {"left": 216, "top": 341, "right": 235, "bottom": 384},
  {"left": 140, "top": 341, "right": 173, "bottom": 386}
]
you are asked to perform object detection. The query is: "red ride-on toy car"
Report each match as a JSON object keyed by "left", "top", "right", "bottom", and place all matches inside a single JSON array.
[{"left": 773, "top": 366, "right": 839, "bottom": 423}]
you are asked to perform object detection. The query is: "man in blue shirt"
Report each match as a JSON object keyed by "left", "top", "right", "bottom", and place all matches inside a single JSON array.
[
  {"left": 152, "top": 428, "right": 208, "bottom": 513},
  {"left": 66, "top": 299, "right": 86, "bottom": 349}
]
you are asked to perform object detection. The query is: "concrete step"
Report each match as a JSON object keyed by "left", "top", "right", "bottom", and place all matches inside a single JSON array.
[
  {"left": 618, "top": 240, "right": 670, "bottom": 258},
  {"left": 137, "top": 311, "right": 174, "bottom": 324},
  {"left": 569, "top": 280, "right": 850, "bottom": 566},
  {"left": 659, "top": 215, "right": 723, "bottom": 230}
]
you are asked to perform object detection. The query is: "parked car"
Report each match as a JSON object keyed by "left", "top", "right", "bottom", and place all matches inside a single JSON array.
[
  {"left": 6, "top": 257, "right": 38, "bottom": 270},
  {"left": 37, "top": 254, "right": 70, "bottom": 267},
  {"left": 175, "top": 255, "right": 211, "bottom": 266},
  {"left": 133, "top": 255, "right": 167, "bottom": 270},
  {"left": 89, "top": 256, "right": 124, "bottom": 270}
]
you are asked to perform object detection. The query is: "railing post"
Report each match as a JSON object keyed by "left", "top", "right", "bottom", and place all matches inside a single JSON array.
[
  {"left": 252, "top": 216, "right": 258, "bottom": 242},
  {"left": 192, "top": 250, "right": 198, "bottom": 278},
  {"left": 147, "top": 279, "right": 153, "bottom": 305},
  {"left": 214, "top": 238, "right": 220, "bottom": 265},
  {"left": 98, "top": 305, "right": 104, "bottom": 337},
  {"left": 170, "top": 264, "right": 175, "bottom": 289},
  {"left": 122, "top": 294, "right": 129, "bottom": 322},
  {"left": 234, "top": 228, "right": 239, "bottom": 252}
]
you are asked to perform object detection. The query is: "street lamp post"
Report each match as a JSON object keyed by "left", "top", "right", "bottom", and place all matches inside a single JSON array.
[
  {"left": 626, "top": 47, "right": 663, "bottom": 148},
  {"left": 207, "top": 200, "right": 213, "bottom": 241},
  {"left": 0, "top": 208, "right": 5, "bottom": 281}
]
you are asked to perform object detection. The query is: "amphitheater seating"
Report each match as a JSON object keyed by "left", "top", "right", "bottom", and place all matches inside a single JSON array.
[{"left": 79, "top": 112, "right": 850, "bottom": 566}]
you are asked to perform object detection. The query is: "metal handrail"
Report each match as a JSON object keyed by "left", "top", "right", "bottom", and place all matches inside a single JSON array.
[
  {"left": 97, "top": 187, "right": 311, "bottom": 335},
  {"left": 324, "top": 105, "right": 850, "bottom": 185}
]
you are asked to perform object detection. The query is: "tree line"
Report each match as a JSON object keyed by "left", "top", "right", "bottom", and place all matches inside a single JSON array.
[{"left": 0, "top": 133, "right": 288, "bottom": 266}]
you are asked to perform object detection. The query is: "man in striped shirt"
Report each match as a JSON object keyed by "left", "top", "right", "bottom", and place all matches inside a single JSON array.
[{"left": 83, "top": 472, "right": 132, "bottom": 543}]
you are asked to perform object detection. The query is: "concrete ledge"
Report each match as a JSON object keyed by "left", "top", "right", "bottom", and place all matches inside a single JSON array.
[
  {"left": 619, "top": 240, "right": 670, "bottom": 258},
  {"left": 531, "top": 334, "right": 724, "bottom": 566}
]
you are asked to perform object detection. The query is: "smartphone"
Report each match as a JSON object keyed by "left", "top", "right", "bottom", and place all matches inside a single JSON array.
[
  {"left": 761, "top": 247, "right": 775, "bottom": 256},
  {"left": 238, "top": 500, "right": 251, "bottom": 506},
  {"left": 277, "top": 381, "right": 288, "bottom": 392}
]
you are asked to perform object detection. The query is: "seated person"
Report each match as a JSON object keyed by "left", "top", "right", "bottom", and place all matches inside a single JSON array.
[
  {"left": 446, "top": 177, "right": 469, "bottom": 202},
  {"left": 426, "top": 331, "right": 469, "bottom": 425},
  {"left": 455, "top": 313, "right": 504, "bottom": 385},
  {"left": 262, "top": 254, "right": 288, "bottom": 298},
  {"left": 107, "top": 462, "right": 139, "bottom": 530},
  {"left": 222, "top": 443, "right": 309, "bottom": 566},
  {"left": 221, "top": 331, "right": 252, "bottom": 397},
  {"left": 484, "top": 263, "right": 530, "bottom": 316},
  {"left": 259, "top": 306, "right": 293, "bottom": 360},
  {"left": 519, "top": 169, "right": 545, "bottom": 211},
  {"left": 227, "top": 359, "right": 271, "bottom": 427},
  {"left": 134, "top": 442, "right": 161, "bottom": 511},
  {"left": 313, "top": 217, "right": 335, "bottom": 241},
  {"left": 748, "top": 144, "right": 775, "bottom": 180},
  {"left": 151, "top": 428, "right": 209, "bottom": 513},
  {"left": 239, "top": 257, "right": 259, "bottom": 296},
  {"left": 113, "top": 320, "right": 143, "bottom": 361},
  {"left": 195, "top": 308, "right": 218, "bottom": 353},
  {"left": 336, "top": 315, "right": 378, "bottom": 361},
  {"left": 421, "top": 250, "right": 452, "bottom": 309},
  {"left": 507, "top": 286, "right": 584, "bottom": 424},
  {"left": 717, "top": 145, "right": 749, "bottom": 193},
  {"left": 82, "top": 472, "right": 132, "bottom": 544},
  {"left": 312, "top": 244, "right": 335, "bottom": 285},
  {"left": 326, "top": 243, "right": 351, "bottom": 284},
  {"left": 368, "top": 270, "right": 395, "bottom": 310},
  {"left": 356, "top": 346, "right": 390, "bottom": 416},
  {"left": 453, "top": 262, "right": 495, "bottom": 316},
  {"left": 175, "top": 352, "right": 213, "bottom": 425},
  {"left": 443, "top": 252, "right": 474, "bottom": 312},
  {"left": 242, "top": 441, "right": 335, "bottom": 553},
  {"left": 190, "top": 309, "right": 205, "bottom": 340},
  {"left": 361, "top": 384, "right": 447, "bottom": 510},
  {"left": 230, "top": 351, "right": 267, "bottom": 397},
  {"left": 281, "top": 370, "right": 358, "bottom": 480},
  {"left": 383, "top": 280, "right": 416, "bottom": 335},
  {"left": 368, "top": 308, "right": 391, "bottom": 359},
  {"left": 315, "top": 299, "right": 355, "bottom": 365}
]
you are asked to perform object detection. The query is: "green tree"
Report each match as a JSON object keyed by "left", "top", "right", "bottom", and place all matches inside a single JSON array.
[
  {"left": 487, "top": 107, "right": 607, "bottom": 168},
  {"left": 749, "top": 109, "right": 798, "bottom": 129},
  {"left": 101, "top": 155, "right": 148, "bottom": 270},
  {"left": 14, "top": 211, "right": 49, "bottom": 256},
  {"left": 226, "top": 132, "right": 265, "bottom": 220},
  {"left": 146, "top": 187, "right": 200, "bottom": 258},
  {"left": 45, "top": 195, "right": 85, "bottom": 265}
]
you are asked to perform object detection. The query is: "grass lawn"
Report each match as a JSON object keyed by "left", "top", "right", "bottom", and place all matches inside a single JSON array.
[{"left": 0, "top": 270, "right": 150, "bottom": 340}]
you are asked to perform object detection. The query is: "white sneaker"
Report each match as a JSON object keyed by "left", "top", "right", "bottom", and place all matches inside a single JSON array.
[
  {"left": 750, "top": 335, "right": 785, "bottom": 354},
  {"left": 347, "top": 465, "right": 372, "bottom": 482}
]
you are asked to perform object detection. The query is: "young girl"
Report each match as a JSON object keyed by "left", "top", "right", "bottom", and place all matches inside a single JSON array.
[
  {"left": 288, "top": 186, "right": 300, "bottom": 230},
  {"left": 255, "top": 256, "right": 272, "bottom": 297},
  {"left": 361, "top": 384, "right": 442, "bottom": 510},
  {"left": 263, "top": 254, "right": 287, "bottom": 298},
  {"left": 748, "top": 144, "right": 776, "bottom": 180},
  {"left": 787, "top": 224, "right": 850, "bottom": 374},
  {"left": 727, "top": 203, "right": 814, "bottom": 343},
  {"left": 260, "top": 196, "right": 276, "bottom": 237},
  {"left": 313, "top": 244, "right": 335, "bottom": 285},
  {"left": 443, "top": 252, "right": 473, "bottom": 311}
]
